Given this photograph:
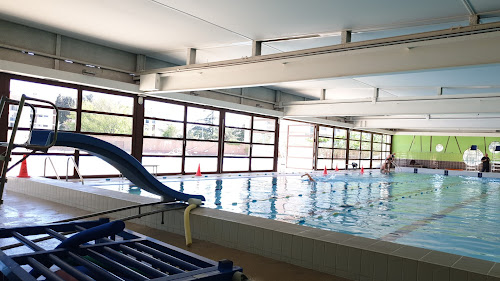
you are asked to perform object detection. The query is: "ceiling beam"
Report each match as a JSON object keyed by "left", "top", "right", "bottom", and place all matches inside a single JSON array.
[
  {"left": 140, "top": 22, "right": 500, "bottom": 93},
  {"left": 283, "top": 94, "right": 500, "bottom": 117},
  {"left": 354, "top": 117, "right": 500, "bottom": 130},
  {"left": 395, "top": 131, "right": 500, "bottom": 137}
]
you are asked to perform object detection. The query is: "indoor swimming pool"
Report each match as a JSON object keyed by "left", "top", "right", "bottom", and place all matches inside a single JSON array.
[{"left": 90, "top": 171, "right": 500, "bottom": 263}]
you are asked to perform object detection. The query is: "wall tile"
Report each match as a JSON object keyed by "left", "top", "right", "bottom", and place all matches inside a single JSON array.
[
  {"left": 360, "top": 250, "right": 375, "bottom": 278},
  {"left": 402, "top": 258, "right": 418, "bottom": 281},
  {"left": 291, "top": 235, "right": 303, "bottom": 262},
  {"left": 452, "top": 256, "right": 495, "bottom": 276},
  {"left": 373, "top": 252, "right": 388, "bottom": 281},
  {"left": 387, "top": 255, "right": 402, "bottom": 281},
  {"left": 281, "top": 233, "right": 293, "bottom": 261},
  {"left": 312, "top": 240, "right": 325, "bottom": 271},
  {"left": 450, "top": 268, "right": 468, "bottom": 281},
  {"left": 302, "top": 237, "right": 314, "bottom": 268},
  {"left": 324, "top": 242, "right": 337, "bottom": 271},
  {"left": 336, "top": 244, "right": 349, "bottom": 272}
]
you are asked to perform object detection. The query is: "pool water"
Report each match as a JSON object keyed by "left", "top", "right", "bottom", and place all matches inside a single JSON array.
[{"left": 93, "top": 172, "right": 500, "bottom": 262}]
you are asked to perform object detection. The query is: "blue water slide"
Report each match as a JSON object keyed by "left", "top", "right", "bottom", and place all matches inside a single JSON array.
[{"left": 32, "top": 130, "right": 205, "bottom": 202}]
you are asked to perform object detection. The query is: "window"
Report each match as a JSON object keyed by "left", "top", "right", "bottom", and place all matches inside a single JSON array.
[
  {"left": 9, "top": 80, "right": 77, "bottom": 131},
  {"left": 81, "top": 91, "right": 133, "bottom": 136},
  {"left": 142, "top": 100, "right": 186, "bottom": 174},
  {"left": 287, "top": 125, "right": 315, "bottom": 169},
  {"left": 79, "top": 90, "right": 134, "bottom": 176},
  {"left": 223, "top": 113, "right": 276, "bottom": 172},
  {"left": 5, "top": 74, "right": 280, "bottom": 178},
  {"left": 315, "top": 126, "right": 349, "bottom": 170},
  {"left": 372, "top": 134, "right": 383, "bottom": 168}
]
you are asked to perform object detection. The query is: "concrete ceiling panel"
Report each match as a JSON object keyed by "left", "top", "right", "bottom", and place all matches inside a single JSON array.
[{"left": 154, "top": 0, "right": 471, "bottom": 39}]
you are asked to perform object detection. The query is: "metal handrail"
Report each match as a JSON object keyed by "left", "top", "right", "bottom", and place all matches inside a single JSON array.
[
  {"left": 1, "top": 95, "right": 60, "bottom": 204},
  {"left": 21, "top": 95, "right": 59, "bottom": 150},
  {"left": 52, "top": 201, "right": 186, "bottom": 223},
  {"left": 43, "top": 157, "right": 60, "bottom": 180},
  {"left": 66, "top": 157, "right": 84, "bottom": 184},
  {"left": 393, "top": 161, "right": 403, "bottom": 172}
]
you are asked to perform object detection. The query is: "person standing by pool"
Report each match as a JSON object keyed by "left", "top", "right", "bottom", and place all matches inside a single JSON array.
[
  {"left": 381, "top": 153, "right": 395, "bottom": 174},
  {"left": 481, "top": 153, "right": 490, "bottom": 172}
]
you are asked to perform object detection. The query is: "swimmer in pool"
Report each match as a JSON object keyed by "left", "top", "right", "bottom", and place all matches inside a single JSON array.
[{"left": 301, "top": 173, "right": 316, "bottom": 182}]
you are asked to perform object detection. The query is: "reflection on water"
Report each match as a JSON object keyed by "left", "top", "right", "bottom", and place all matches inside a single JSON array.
[{"left": 93, "top": 172, "right": 500, "bottom": 262}]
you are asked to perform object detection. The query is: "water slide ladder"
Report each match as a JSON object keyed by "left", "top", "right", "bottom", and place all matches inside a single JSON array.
[{"left": 0, "top": 94, "right": 59, "bottom": 204}]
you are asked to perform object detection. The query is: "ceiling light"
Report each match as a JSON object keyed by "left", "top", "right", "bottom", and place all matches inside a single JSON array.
[{"left": 318, "top": 31, "right": 342, "bottom": 37}]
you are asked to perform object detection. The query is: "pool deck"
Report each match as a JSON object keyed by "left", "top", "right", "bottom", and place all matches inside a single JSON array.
[
  {"left": 3, "top": 170, "right": 500, "bottom": 281},
  {"left": 0, "top": 189, "right": 348, "bottom": 281}
]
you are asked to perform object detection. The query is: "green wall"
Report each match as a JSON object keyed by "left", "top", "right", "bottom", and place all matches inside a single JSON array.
[{"left": 392, "top": 135, "right": 500, "bottom": 162}]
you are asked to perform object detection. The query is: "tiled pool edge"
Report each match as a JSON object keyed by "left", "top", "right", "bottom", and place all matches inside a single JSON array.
[
  {"left": 5, "top": 177, "right": 500, "bottom": 281},
  {"left": 399, "top": 166, "right": 500, "bottom": 179}
]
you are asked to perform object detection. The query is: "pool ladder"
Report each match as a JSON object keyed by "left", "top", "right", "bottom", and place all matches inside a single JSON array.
[{"left": 43, "top": 156, "right": 84, "bottom": 184}]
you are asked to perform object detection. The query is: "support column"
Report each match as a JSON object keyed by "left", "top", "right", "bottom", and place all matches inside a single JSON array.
[
  {"left": 341, "top": 30, "right": 352, "bottom": 44},
  {"left": 136, "top": 54, "right": 147, "bottom": 72},
  {"left": 187, "top": 48, "right": 196, "bottom": 65},
  {"left": 320, "top": 89, "right": 326, "bottom": 100},
  {"left": 274, "top": 90, "right": 283, "bottom": 110},
  {"left": 372, "top": 88, "right": 379, "bottom": 103},
  {"left": 252, "top": 40, "right": 262, "bottom": 56},
  {"left": 0, "top": 74, "right": 9, "bottom": 149},
  {"left": 437, "top": 87, "right": 443, "bottom": 95},
  {"left": 54, "top": 34, "right": 61, "bottom": 70},
  {"left": 240, "top": 88, "right": 245, "bottom": 104},
  {"left": 469, "top": 14, "right": 479, "bottom": 25},
  {"left": 131, "top": 95, "right": 145, "bottom": 162}
]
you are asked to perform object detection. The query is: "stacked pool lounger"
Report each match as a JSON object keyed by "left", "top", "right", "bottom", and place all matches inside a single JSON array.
[{"left": 0, "top": 218, "right": 246, "bottom": 281}]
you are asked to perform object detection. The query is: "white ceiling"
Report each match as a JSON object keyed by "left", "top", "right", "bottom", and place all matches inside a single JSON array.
[{"left": 1, "top": 0, "right": 500, "bottom": 132}]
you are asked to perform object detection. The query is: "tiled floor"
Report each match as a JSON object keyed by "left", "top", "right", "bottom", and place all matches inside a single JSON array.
[{"left": 0, "top": 190, "right": 352, "bottom": 281}]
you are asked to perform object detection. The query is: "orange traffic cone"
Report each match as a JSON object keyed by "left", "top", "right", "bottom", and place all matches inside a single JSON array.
[
  {"left": 18, "top": 155, "right": 30, "bottom": 178},
  {"left": 323, "top": 166, "right": 328, "bottom": 175},
  {"left": 195, "top": 164, "right": 202, "bottom": 176},
  {"left": 335, "top": 165, "right": 339, "bottom": 172},
  {"left": 360, "top": 166, "right": 364, "bottom": 174}
]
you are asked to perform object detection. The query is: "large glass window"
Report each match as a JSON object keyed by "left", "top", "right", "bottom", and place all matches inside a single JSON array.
[
  {"left": 287, "top": 125, "right": 315, "bottom": 169},
  {"left": 372, "top": 134, "right": 383, "bottom": 168},
  {"left": 315, "top": 126, "right": 349, "bottom": 170},
  {"left": 9, "top": 79, "right": 78, "bottom": 131},
  {"left": 223, "top": 113, "right": 276, "bottom": 172},
  {"left": 314, "top": 126, "right": 388, "bottom": 170},
  {"left": 334, "top": 128, "right": 347, "bottom": 170},
  {"left": 348, "top": 130, "right": 372, "bottom": 168},
  {"left": 81, "top": 91, "right": 133, "bottom": 135},
  {"left": 185, "top": 106, "right": 220, "bottom": 173},
  {"left": 82, "top": 90, "right": 133, "bottom": 114},
  {"left": 383, "top": 134, "right": 392, "bottom": 160},
  {"left": 7, "top": 79, "right": 78, "bottom": 177},
  {"left": 142, "top": 100, "right": 186, "bottom": 174},
  {"left": 5, "top": 75, "right": 279, "bottom": 178}
]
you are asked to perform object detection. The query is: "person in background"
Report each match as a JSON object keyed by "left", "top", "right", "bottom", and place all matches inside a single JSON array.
[
  {"left": 381, "top": 153, "right": 395, "bottom": 174},
  {"left": 481, "top": 153, "right": 490, "bottom": 172}
]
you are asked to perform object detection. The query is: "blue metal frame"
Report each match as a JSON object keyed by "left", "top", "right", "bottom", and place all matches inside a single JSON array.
[{"left": 0, "top": 219, "right": 243, "bottom": 280}]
